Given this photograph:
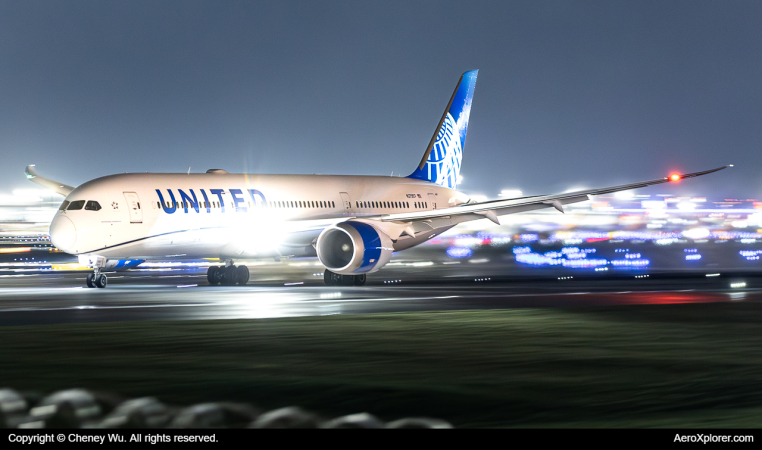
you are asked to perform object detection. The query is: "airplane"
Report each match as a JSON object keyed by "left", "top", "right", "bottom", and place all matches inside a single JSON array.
[{"left": 27, "top": 70, "right": 729, "bottom": 288}]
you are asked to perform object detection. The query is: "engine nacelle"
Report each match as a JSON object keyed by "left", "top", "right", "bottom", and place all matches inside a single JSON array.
[{"left": 316, "top": 221, "right": 394, "bottom": 275}]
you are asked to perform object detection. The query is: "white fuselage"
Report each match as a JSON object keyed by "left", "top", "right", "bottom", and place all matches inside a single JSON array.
[{"left": 49, "top": 172, "right": 469, "bottom": 261}]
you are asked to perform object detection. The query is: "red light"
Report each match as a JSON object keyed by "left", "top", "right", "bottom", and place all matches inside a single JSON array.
[{"left": 670, "top": 174, "right": 681, "bottom": 182}]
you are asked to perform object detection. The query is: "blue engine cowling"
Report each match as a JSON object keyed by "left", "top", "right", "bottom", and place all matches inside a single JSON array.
[{"left": 316, "top": 221, "right": 394, "bottom": 275}]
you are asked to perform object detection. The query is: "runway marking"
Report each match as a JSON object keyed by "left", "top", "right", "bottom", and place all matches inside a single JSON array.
[
  {"left": 0, "top": 286, "right": 757, "bottom": 316},
  {"left": 0, "top": 302, "right": 218, "bottom": 313}
]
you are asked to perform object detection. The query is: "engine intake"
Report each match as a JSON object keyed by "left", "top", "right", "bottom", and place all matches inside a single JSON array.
[{"left": 316, "top": 221, "right": 394, "bottom": 275}]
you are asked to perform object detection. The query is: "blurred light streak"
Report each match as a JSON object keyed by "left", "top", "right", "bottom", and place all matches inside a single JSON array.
[{"left": 446, "top": 247, "right": 473, "bottom": 258}]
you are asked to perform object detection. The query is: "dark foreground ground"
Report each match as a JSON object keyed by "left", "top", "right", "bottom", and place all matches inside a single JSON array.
[{"left": 3, "top": 303, "right": 762, "bottom": 428}]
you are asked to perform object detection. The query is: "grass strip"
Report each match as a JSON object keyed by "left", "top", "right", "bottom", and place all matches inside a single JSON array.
[{"left": 2, "top": 302, "right": 762, "bottom": 427}]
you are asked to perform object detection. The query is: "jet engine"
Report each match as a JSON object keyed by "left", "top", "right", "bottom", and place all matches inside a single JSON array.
[{"left": 316, "top": 221, "right": 394, "bottom": 275}]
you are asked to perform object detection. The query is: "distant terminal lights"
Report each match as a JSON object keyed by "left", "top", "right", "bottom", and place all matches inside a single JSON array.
[
  {"left": 739, "top": 250, "right": 762, "bottom": 261},
  {"left": 512, "top": 245, "right": 643, "bottom": 269}
]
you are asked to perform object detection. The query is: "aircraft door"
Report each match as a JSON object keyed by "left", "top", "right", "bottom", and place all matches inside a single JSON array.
[
  {"left": 428, "top": 193, "right": 437, "bottom": 210},
  {"left": 123, "top": 192, "right": 143, "bottom": 223},
  {"left": 339, "top": 192, "right": 354, "bottom": 213}
]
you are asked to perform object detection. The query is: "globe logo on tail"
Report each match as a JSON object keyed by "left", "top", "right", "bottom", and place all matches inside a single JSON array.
[{"left": 425, "top": 113, "right": 462, "bottom": 189}]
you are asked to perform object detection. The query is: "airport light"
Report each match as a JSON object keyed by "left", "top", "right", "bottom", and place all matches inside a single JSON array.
[{"left": 498, "top": 189, "right": 523, "bottom": 198}]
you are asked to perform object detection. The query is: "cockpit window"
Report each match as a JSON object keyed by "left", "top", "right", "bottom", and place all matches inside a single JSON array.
[
  {"left": 59, "top": 200, "right": 70, "bottom": 211},
  {"left": 85, "top": 200, "right": 102, "bottom": 211},
  {"left": 67, "top": 200, "right": 85, "bottom": 210}
]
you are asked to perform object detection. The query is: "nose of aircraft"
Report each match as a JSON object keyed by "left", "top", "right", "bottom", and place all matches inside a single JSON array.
[{"left": 50, "top": 215, "right": 77, "bottom": 251}]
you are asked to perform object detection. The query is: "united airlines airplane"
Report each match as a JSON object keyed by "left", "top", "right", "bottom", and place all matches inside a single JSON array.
[{"left": 27, "top": 70, "right": 728, "bottom": 288}]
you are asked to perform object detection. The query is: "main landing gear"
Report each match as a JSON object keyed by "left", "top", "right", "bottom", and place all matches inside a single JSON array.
[
  {"left": 86, "top": 269, "right": 107, "bottom": 289},
  {"left": 207, "top": 264, "right": 250, "bottom": 286},
  {"left": 323, "top": 269, "right": 366, "bottom": 286}
]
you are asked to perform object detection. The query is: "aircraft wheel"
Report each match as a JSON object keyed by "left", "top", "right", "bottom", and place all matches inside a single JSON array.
[
  {"left": 86, "top": 273, "right": 96, "bottom": 288},
  {"left": 95, "top": 273, "right": 107, "bottom": 289},
  {"left": 324, "top": 269, "right": 343, "bottom": 286},
  {"left": 207, "top": 266, "right": 219, "bottom": 285},
  {"left": 236, "top": 265, "right": 249, "bottom": 285},
  {"left": 213, "top": 266, "right": 225, "bottom": 284},
  {"left": 222, "top": 265, "right": 238, "bottom": 286},
  {"left": 353, "top": 274, "right": 366, "bottom": 286},
  {"left": 324, "top": 269, "right": 334, "bottom": 286}
]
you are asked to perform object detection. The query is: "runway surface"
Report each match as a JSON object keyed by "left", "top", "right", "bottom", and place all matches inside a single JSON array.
[{"left": 0, "top": 267, "right": 760, "bottom": 326}]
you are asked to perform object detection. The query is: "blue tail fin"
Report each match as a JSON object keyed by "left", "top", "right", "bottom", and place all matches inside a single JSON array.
[{"left": 408, "top": 70, "right": 478, "bottom": 189}]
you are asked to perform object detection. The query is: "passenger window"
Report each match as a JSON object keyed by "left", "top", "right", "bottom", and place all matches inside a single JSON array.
[
  {"left": 85, "top": 200, "right": 102, "bottom": 211},
  {"left": 59, "top": 200, "right": 70, "bottom": 211},
  {"left": 67, "top": 200, "right": 85, "bottom": 210}
]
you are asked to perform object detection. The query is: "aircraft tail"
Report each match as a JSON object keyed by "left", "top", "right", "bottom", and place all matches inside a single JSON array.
[{"left": 408, "top": 69, "right": 478, "bottom": 189}]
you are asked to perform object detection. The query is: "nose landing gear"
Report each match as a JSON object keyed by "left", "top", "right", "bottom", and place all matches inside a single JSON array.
[
  {"left": 323, "top": 269, "right": 366, "bottom": 286},
  {"left": 81, "top": 255, "right": 109, "bottom": 288},
  {"left": 207, "top": 264, "right": 250, "bottom": 286},
  {"left": 86, "top": 270, "right": 107, "bottom": 289}
]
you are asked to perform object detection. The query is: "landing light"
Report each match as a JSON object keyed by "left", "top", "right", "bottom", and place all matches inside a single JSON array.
[{"left": 670, "top": 174, "right": 681, "bottom": 182}]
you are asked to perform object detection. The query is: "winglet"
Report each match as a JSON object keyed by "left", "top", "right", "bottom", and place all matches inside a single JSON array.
[
  {"left": 667, "top": 165, "right": 731, "bottom": 182},
  {"left": 25, "top": 165, "right": 75, "bottom": 196},
  {"left": 24, "top": 165, "right": 37, "bottom": 179}
]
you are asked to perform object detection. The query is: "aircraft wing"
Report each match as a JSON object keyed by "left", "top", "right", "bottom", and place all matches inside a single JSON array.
[
  {"left": 25, "top": 165, "right": 75, "bottom": 196},
  {"left": 380, "top": 165, "right": 730, "bottom": 229}
]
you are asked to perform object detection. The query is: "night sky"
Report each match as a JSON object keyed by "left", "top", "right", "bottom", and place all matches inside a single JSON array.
[{"left": 1, "top": 1, "right": 760, "bottom": 199}]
